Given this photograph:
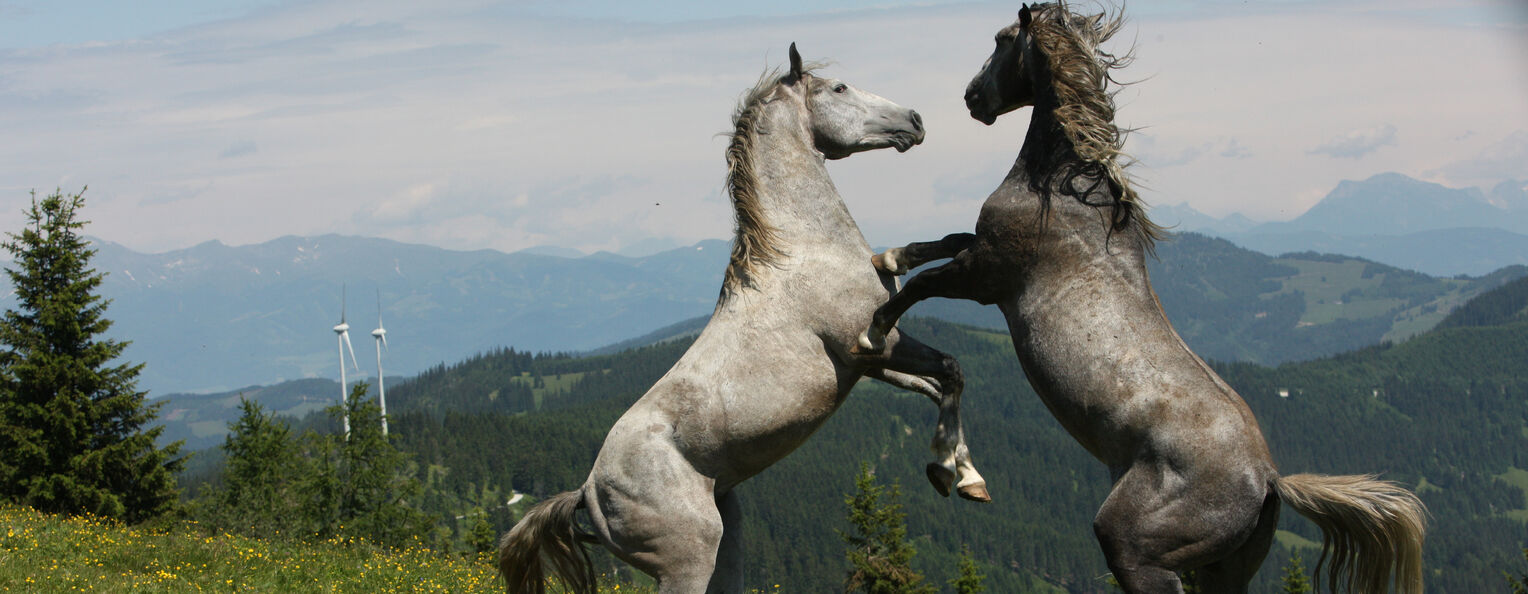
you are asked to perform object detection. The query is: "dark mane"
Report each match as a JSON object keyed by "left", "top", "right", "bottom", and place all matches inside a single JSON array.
[{"left": 1024, "top": 1, "right": 1164, "bottom": 248}]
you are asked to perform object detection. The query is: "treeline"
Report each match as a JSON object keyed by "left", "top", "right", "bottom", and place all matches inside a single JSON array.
[
  {"left": 191, "top": 385, "right": 435, "bottom": 547},
  {"left": 352, "top": 303, "right": 1528, "bottom": 591}
]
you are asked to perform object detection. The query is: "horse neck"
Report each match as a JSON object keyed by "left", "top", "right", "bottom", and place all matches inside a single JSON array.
[
  {"left": 747, "top": 100, "right": 864, "bottom": 248},
  {"left": 1012, "top": 94, "right": 1151, "bottom": 268}
]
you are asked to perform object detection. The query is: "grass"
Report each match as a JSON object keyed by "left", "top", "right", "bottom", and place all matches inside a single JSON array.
[
  {"left": 1274, "top": 529, "right": 1321, "bottom": 552},
  {"left": 0, "top": 504, "right": 513, "bottom": 593},
  {"left": 517, "top": 371, "right": 588, "bottom": 409},
  {"left": 1496, "top": 467, "right": 1528, "bottom": 522},
  {"left": 0, "top": 504, "right": 808, "bottom": 593}
]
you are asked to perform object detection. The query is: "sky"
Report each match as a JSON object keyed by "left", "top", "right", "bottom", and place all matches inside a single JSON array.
[{"left": 1, "top": 0, "right": 1525, "bottom": 256}]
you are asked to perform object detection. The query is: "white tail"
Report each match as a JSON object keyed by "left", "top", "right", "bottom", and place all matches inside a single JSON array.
[{"left": 1274, "top": 474, "right": 1427, "bottom": 594}]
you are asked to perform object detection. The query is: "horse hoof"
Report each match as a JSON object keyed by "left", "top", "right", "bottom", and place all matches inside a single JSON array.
[
  {"left": 957, "top": 483, "right": 990, "bottom": 503},
  {"left": 857, "top": 331, "right": 885, "bottom": 353},
  {"left": 872, "top": 250, "right": 906, "bottom": 274},
  {"left": 925, "top": 463, "right": 955, "bottom": 498}
]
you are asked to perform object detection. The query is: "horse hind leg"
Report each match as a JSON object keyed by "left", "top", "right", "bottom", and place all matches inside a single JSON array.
[
  {"left": 1095, "top": 466, "right": 1274, "bottom": 594},
  {"left": 705, "top": 491, "right": 744, "bottom": 594},
  {"left": 587, "top": 446, "right": 727, "bottom": 593},
  {"left": 1193, "top": 491, "right": 1279, "bottom": 594}
]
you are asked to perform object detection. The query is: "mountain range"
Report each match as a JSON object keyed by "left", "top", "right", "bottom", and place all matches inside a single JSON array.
[
  {"left": 1155, "top": 173, "right": 1528, "bottom": 276},
  {"left": 3, "top": 171, "right": 1516, "bottom": 395},
  {"left": 89, "top": 230, "right": 1521, "bottom": 398},
  {"left": 153, "top": 230, "right": 1527, "bottom": 451}
]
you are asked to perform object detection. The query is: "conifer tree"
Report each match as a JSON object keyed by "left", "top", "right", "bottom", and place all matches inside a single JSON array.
[
  {"left": 298, "top": 382, "right": 434, "bottom": 546},
  {"left": 465, "top": 510, "right": 498, "bottom": 554},
  {"left": 0, "top": 189, "right": 181, "bottom": 522},
  {"left": 950, "top": 545, "right": 986, "bottom": 594},
  {"left": 200, "top": 397, "right": 301, "bottom": 535},
  {"left": 842, "top": 462, "right": 935, "bottom": 594},
  {"left": 1280, "top": 553, "right": 1313, "bottom": 594},
  {"left": 1509, "top": 547, "right": 1528, "bottom": 594}
]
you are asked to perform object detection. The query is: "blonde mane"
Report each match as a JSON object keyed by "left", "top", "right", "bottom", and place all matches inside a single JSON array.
[
  {"left": 1028, "top": 2, "right": 1164, "bottom": 245},
  {"left": 719, "top": 64, "right": 823, "bottom": 299}
]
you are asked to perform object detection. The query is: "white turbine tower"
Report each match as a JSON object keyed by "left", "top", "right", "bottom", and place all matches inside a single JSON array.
[
  {"left": 371, "top": 289, "right": 389, "bottom": 436},
  {"left": 334, "top": 285, "right": 360, "bottom": 438}
]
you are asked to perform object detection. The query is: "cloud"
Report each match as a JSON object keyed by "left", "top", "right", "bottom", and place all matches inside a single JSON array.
[
  {"left": 1307, "top": 124, "right": 1397, "bottom": 159},
  {"left": 1428, "top": 129, "right": 1528, "bottom": 186},
  {"left": 219, "top": 141, "right": 258, "bottom": 159},
  {"left": 1131, "top": 136, "right": 1253, "bottom": 168},
  {"left": 0, "top": 0, "right": 1524, "bottom": 253}
]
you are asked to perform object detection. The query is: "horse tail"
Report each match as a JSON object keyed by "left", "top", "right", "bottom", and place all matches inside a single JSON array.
[
  {"left": 1272, "top": 473, "right": 1426, "bottom": 594},
  {"left": 499, "top": 488, "right": 598, "bottom": 594}
]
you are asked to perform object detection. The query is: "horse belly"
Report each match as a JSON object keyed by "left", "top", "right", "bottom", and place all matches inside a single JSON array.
[
  {"left": 713, "top": 367, "right": 848, "bottom": 482},
  {"left": 649, "top": 334, "right": 848, "bottom": 487}
]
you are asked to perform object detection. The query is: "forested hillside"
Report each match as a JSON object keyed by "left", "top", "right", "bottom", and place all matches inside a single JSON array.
[
  {"left": 340, "top": 285, "right": 1528, "bottom": 592},
  {"left": 910, "top": 233, "right": 1526, "bottom": 365}
]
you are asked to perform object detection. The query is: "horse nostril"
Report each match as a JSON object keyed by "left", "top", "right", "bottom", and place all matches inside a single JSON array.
[{"left": 909, "top": 110, "right": 924, "bottom": 133}]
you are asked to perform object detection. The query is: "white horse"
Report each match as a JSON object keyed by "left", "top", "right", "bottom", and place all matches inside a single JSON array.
[{"left": 500, "top": 44, "right": 987, "bottom": 594}]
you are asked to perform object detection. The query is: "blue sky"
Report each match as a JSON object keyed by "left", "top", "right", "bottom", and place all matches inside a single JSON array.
[{"left": 1, "top": 0, "right": 1525, "bottom": 255}]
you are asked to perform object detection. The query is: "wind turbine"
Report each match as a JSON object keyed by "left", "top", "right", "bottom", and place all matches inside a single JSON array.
[
  {"left": 371, "top": 289, "right": 389, "bottom": 436},
  {"left": 334, "top": 284, "right": 360, "bottom": 438}
]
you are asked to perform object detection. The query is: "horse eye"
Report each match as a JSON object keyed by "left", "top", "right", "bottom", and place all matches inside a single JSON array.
[{"left": 833, "top": 84, "right": 847, "bottom": 93}]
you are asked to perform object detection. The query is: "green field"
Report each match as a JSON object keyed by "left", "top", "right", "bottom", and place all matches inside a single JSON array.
[
  {"left": 1496, "top": 467, "right": 1528, "bottom": 522},
  {"left": 0, "top": 504, "right": 681, "bottom": 593},
  {"left": 0, "top": 504, "right": 501, "bottom": 593}
]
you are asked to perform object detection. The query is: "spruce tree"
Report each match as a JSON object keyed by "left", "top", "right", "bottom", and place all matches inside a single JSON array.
[
  {"left": 842, "top": 462, "right": 935, "bottom": 594},
  {"left": 950, "top": 545, "right": 986, "bottom": 594},
  {"left": 1280, "top": 553, "right": 1313, "bottom": 594},
  {"left": 199, "top": 397, "right": 301, "bottom": 536},
  {"left": 0, "top": 189, "right": 181, "bottom": 522},
  {"left": 297, "top": 382, "right": 433, "bottom": 546},
  {"left": 1509, "top": 547, "right": 1528, "bottom": 594}
]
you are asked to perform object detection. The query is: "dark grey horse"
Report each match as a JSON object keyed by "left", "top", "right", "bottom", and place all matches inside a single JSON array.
[
  {"left": 858, "top": 4, "right": 1425, "bottom": 593},
  {"left": 500, "top": 45, "right": 987, "bottom": 594}
]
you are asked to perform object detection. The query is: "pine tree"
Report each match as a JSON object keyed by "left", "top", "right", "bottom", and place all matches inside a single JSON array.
[
  {"left": 1508, "top": 547, "right": 1528, "bottom": 594},
  {"left": 465, "top": 510, "right": 498, "bottom": 554},
  {"left": 0, "top": 189, "right": 181, "bottom": 522},
  {"left": 199, "top": 397, "right": 301, "bottom": 536},
  {"left": 842, "top": 462, "right": 935, "bottom": 594},
  {"left": 1280, "top": 553, "right": 1313, "bottom": 594},
  {"left": 297, "top": 382, "right": 434, "bottom": 546},
  {"left": 950, "top": 545, "right": 986, "bottom": 594}
]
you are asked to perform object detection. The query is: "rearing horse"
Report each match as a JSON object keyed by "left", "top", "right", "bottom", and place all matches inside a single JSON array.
[
  {"left": 500, "top": 45, "right": 987, "bottom": 594},
  {"left": 858, "top": 5, "right": 1425, "bottom": 593}
]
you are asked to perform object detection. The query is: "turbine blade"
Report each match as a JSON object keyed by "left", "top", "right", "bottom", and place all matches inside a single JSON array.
[
  {"left": 343, "top": 330, "right": 360, "bottom": 371},
  {"left": 381, "top": 334, "right": 389, "bottom": 351}
]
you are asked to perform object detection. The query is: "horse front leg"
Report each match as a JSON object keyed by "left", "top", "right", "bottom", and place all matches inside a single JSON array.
[
  {"left": 858, "top": 247, "right": 983, "bottom": 352},
  {"left": 871, "top": 232, "right": 976, "bottom": 274},
  {"left": 860, "top": 334, "right": 988, "bottom": 503}
]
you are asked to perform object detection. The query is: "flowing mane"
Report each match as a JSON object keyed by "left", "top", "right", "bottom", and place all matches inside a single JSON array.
[
  {"left": 721, "top": 70, "right": 786, "bottom": 298},
  {"left": 719, "top": 63, "right": 823, "bottom": 299},
  {"left": 1026, "top": 2, "right": 1164, "bottom": 246}
]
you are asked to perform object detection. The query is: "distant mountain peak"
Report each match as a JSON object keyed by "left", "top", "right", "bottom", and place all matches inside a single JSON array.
[{"left": 1256, "top": 172, "right": 1519, "bottom": 236}]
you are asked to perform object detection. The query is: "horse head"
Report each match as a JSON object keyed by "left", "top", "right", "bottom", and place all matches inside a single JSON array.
[
  {"left": 965, "top": 3, "right": 1107, "bottom": 125},
  {"left": 781, "top": 43, "right": 925, "bottom": 160}
]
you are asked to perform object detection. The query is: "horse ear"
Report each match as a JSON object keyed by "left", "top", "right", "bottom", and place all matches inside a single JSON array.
[
  {"left": 1019, "top": 4, "right": 1032, "bottom": 29},
  {"left": 788, "top": 42, "right": 804, "bottom": 82}
]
